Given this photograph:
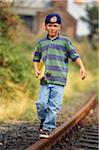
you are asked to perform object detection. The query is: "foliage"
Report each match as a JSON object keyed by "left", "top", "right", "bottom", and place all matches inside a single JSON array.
[
  {"left": 0, "top": 1, "right": 20, "bottom": 40},
  {"left": 0, "top": 1, "right": 36, "bottom": 98},
  {"left": 63, "top": 38, "right": 98, "bottom": 103},
  {"left": 0, "top": 38, "right": 30, "bottom": 94},
  {"left": 0, "top": 2, "right": 98, "bottom": 121},
  {"left": 80, "top": 4, "right": 98, "bottom": 50},
  {"left": 81, "top": 5, "right": 98, "bottom": 34}
]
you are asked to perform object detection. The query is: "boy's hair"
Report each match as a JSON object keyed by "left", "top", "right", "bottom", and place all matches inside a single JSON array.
[{"left": 45, "top": 13, "right": 61, "bottom": 24}]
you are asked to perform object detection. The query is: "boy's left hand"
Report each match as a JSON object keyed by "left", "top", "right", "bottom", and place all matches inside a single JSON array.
[{"left": 80, "top": 67, "right": 87, "bottom": 80}]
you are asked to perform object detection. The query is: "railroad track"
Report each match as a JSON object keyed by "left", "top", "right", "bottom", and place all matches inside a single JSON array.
[
  {"left": 26, "top": 94, "right": 97, "bottom": 150},
  {"left": 75, "top": 123, "right": 99, "bottom": 149}
]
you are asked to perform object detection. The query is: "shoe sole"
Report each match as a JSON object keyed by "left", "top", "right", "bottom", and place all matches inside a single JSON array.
[{"left": 39, "top": 134, "right": 50, "bottom": 138}]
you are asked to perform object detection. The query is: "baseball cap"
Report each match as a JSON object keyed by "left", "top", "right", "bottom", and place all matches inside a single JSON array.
[{"left": 45, "top": 13, "right": 62, "bottom": 24}]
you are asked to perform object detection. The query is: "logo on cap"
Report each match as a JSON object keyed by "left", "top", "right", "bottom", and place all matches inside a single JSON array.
[{"left": 50, "top": 16, "right": 57, "bottom": 23}]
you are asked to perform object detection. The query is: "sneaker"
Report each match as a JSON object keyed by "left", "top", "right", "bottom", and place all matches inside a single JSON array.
[
  {"left": 39, "top": 130, "right": 51, "bottom": 138},
  {"left": 39, "top": 119, "right": 45, "bottom": 131}
]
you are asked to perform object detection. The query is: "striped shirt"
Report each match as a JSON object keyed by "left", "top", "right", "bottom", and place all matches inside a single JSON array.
[{"left": 33, "top": 35, "right": 80, "bottom": 86}]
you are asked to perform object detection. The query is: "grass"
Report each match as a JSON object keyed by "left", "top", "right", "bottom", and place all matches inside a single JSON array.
[
  {"left": 0, "top": 81, "right": 37, "bottom": 121},
  {"left": 63, "top": 38, "right": 98, "bottom": 103},
  {"left": 0, "top": 36, "right": 98, "bottom": 122}
]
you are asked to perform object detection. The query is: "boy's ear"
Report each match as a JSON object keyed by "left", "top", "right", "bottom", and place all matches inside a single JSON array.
[
  {"left": 59, "top": 25, "right": 62, "bottom": 30},
  {"left": 45, "top": 24, "right": 47, "bottom": 30}
]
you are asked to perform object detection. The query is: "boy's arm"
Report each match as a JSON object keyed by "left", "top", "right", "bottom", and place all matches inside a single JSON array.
[
  {"left": 75, "top": 58, "right": 86, "bottom": 80},
  {"left": 66, "top": 39, "right": 86, "bottom": 80},
  {"left": 33, "top": 42, "right": 41, "bottom": 78}
]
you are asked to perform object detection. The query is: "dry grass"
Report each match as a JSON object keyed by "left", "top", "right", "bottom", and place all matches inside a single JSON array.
[
  {"left": 0, "top": 38, "right": 98, "bottom": 122},
  {"left": 0, "top": 82, "right": 36, "bottom": 121}
]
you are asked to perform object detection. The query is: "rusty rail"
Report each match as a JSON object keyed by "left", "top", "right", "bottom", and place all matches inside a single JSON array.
[{"left": 26, "top": 94, "right": 97, "bottom": 150}]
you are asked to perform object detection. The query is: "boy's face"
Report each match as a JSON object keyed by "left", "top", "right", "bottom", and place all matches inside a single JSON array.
[{"left": 45, "top": 23, "right": 61, "bottom": 37}]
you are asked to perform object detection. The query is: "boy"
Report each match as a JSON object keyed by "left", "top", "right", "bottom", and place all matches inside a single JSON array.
[{"left": 33, "top": 13, "right": 86, "bottom": 138}]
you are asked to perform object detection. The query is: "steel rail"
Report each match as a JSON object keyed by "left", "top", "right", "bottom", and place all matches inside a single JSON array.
[{"left": 25, "top": 94, "right": 97, "bottom": 150}]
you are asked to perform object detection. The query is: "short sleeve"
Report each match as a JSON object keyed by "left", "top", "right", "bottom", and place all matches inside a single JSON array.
[
  {"left": 66, "top": 39, "right": 80, "bottom": 61},
  {"left": 33, "top": 42, "right": 41, "bottom": 62}
]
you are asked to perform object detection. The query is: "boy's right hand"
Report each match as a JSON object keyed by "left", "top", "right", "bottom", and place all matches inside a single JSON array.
[
  {"left": 33, "top": 61, "right": 45, "bottom": 80},
  {"left": 35, "top": 68, "right": 40, "bottom": 78}
]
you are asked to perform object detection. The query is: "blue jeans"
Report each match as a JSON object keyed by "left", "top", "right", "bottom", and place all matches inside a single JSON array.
[{"left": 36, "top": 84, "right": 64, "bottom": 131}]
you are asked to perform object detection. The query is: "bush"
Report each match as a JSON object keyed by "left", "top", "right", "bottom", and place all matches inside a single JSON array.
[{"left": 0, "top": 2, "right": 20, "bottom": 40}]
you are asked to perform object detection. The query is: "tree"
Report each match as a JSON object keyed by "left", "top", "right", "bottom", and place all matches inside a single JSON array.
[
  {"left": 81, "top": 4, "right": 98, "bottom": 50},
  {"left": 0, "top": 1, "right": 20, "bottom": 40}
]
